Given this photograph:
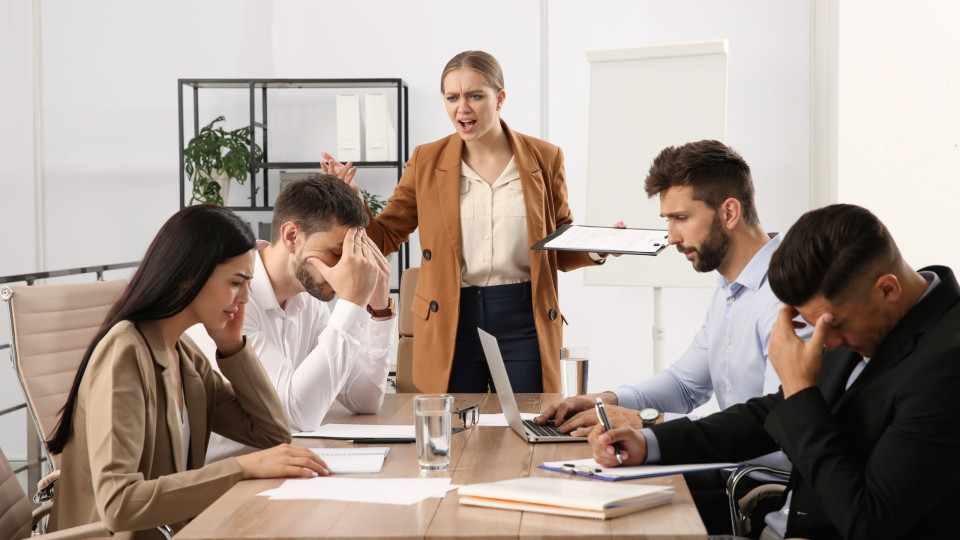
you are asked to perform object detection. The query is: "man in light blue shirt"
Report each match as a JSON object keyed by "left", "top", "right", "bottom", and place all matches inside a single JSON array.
[{"left": 537, "top": 140, "right": 789, "bottom": 432}]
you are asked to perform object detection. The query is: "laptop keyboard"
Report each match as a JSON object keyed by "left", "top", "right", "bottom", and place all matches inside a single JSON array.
[{"left": 523, "top": 419, "right": 570, "bottom": 437}]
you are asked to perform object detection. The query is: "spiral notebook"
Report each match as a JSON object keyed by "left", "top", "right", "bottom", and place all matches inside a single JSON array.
[{"left": 458, "top": 477, "right": 674, "bottom": 520}]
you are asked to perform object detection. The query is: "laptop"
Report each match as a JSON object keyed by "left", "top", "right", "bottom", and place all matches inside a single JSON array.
[{"left": 477, "top": 328, "right": 584, "bottom": 443}]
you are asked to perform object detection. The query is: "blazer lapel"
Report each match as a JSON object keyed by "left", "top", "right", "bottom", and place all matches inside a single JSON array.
[
  {"left": 435, "top": 135, "right": 464, "bottom": 264},
  {"left": 503, "top": 122, "right": 546, "bottom": 280},
  {"left": 137, "top": 321, "right": 186, "bottom": 472},
  {"left": 177, "top": 342, "right": 208, "bottom": 470}
]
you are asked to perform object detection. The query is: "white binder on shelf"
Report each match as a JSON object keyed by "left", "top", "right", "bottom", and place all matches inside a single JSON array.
[
  {"left": 364, "top": 93, "right": 396, "bottom": 162},
  {"left": 336, "top": 94, "right": 362, "bottom": 162}
]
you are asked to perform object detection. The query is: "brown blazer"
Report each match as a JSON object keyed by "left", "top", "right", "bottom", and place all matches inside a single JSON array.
[
  {"left": 49, "top": 320, "right": 291, "bottom": 539},
  {"left": 366, "top": 121, "right": 598, "bottom": 393}
]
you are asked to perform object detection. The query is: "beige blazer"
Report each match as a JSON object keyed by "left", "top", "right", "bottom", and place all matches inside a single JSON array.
[
  {"left": 366, "top": 121, "right": 598, "bottom": 393},
  {"left": 49, "top": 320, "right": 291, "bottom": 539}
]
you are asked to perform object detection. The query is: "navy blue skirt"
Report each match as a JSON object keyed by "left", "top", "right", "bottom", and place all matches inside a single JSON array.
[{"left": 447, "top": 282, "right": 543, "bottom": 393}]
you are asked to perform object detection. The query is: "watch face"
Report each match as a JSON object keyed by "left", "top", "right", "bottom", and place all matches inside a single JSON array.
[{"left": 639, "top": 408, "right": 659, "bottom": 421}]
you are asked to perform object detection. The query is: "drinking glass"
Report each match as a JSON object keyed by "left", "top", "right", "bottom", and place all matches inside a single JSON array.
[
  {"left": 414, "top": 394, "right": 454, "bottom": 471},
  {"left": 559, "top": 347, "right": 589, "bottom": 399}
]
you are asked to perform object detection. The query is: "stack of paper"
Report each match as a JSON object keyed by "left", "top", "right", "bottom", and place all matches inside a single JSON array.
[
  {"left": 458, "top": 477, "right": 674, "bottom": 519},
  {"left": 258, "top": 477, "right": 459, "bottom": 505},
  {"left": 311, "top": 447, "right": 390, "bottom": 474}
]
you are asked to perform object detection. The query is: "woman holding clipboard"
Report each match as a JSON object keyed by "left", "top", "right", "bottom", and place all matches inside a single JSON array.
[{"left": 323, "top": 51, "right": 604, "bottom": 393}]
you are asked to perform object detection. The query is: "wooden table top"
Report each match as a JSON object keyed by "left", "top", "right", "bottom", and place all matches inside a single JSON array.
[{"left": 175, "top": 393, "right": 707, "bottom": 540}]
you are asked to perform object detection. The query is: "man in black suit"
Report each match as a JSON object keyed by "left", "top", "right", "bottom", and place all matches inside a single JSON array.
[{"left": 589, "top": 204, "right": 960, "bottom": 539}]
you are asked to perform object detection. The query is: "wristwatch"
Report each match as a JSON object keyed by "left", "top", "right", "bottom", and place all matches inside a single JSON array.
[
  {"left": 638, "top": 407, "right": 659, "bottom": 428},
  {"left": 366, "top": 297, "right": 396, "bottom": 318}
]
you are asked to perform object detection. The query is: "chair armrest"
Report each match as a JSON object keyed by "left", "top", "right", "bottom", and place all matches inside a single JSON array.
[
  {"left": 726, "top": 464, "right": 791, "bottom": 536},
  {"left": 32, "top": 501, "right": 53, "bottom": 527},
  {"left": 35, "top": 469, "right": 60, "bottom": 503},
  {"left": 38, "top": 521, "right": 113, "bottom": 539}
]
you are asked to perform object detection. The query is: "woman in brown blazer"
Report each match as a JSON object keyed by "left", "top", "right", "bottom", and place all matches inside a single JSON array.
[
  {"left": 325, "top": 51, "right": 604, "bottom": 393},
  {"left": 47, "top": 205, "right": 327, "bottom": 539}
]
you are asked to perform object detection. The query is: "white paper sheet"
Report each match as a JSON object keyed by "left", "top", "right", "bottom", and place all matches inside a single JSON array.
[
  {"left": 295, "top": 424, "right": 415, "bottom": 439},
  {"left": 476, "top": 412, "right": 537, "bottom": 427},
  {"left": 311, "top": 447, "right": 390, "bottom": 474},
  {"left": 543, "top": 225, "right": 667, "bottom": 254},
  {"left": 257, "top": 477, "right": 459, "bottom": 505}
]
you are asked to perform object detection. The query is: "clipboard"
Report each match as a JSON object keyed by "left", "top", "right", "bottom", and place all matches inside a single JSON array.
[
  {"left": 538, "top": 459, "right": 736, "bottom": 482},
  {"left": 530, "top": 224, "right": 668, "bottom": 256}
]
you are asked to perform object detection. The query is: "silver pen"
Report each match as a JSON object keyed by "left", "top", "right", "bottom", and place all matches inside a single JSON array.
[{"left": 595, "top": 397, "right": 622, "bottom": 464}]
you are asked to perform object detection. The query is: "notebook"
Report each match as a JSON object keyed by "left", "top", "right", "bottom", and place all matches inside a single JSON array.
[
  {"left": 458, "top": 476, "right": 674, "bottom": 520},
  {"left": 539, "top": 458, "right": 736, "bottom": 481},
  {"left": 478, "top": 328, "right": 583, "bottom": 443}
]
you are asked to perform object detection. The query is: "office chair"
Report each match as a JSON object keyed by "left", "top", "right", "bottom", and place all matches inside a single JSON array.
[
  {"left": 2, "top": 279, "right": 127, "bottom": 474},
  {"left": 395, "top": 267, "right": 421, "bottom": 392},
  {"left": 0, "top": 445, "right": 113, "bottom": 539}
]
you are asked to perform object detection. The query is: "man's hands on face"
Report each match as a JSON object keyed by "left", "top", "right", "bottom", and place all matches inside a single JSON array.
[
  {"left": 305, "top": 227, "right": 379, "bottom": 308},
  {"left": 588, "top": 424, "right": 647, "bottom": 467},
  {"left": 769, "top": 305, "right": 831, "bottom": 398},
  {"left": 362, "top": 233, "right": 392, "bottom": 311}
]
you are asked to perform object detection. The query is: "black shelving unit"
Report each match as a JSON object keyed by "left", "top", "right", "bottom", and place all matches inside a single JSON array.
[{"left": 178, "top": 78, "right": 410, "bottom": 279}]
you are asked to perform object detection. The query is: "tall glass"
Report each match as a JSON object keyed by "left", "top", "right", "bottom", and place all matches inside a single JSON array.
[
  {"left": 414, "top": 394, "right": 454, "bottom": 471},
  {"left": 559, "top": 347, "right": 589, "bottom": 398}
]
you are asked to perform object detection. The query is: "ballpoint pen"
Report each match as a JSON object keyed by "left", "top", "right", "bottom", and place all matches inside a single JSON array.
[{"left": 595, "top": 397, "right": 623, "bottom": 464}]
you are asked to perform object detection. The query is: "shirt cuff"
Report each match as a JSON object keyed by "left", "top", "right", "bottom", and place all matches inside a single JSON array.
[
  {"left": 588, "top": 252, "right": 607, "bottom": 263},
  {"left": 640, "top": 428, "right": 661, "bottom": 463},
  {"left": 612, "top": 386, "right": 640, "bottom": 410},
  {"left": 327, "top": 299, "right": 370, "bottom": 342}
]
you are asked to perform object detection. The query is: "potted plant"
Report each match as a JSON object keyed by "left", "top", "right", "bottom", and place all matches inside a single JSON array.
[
  {"left": 361, "top": 189, "right": 387, "bottom": 216},
  {"left": 183, "top": 116, "right": 263, "bottom": 205}
]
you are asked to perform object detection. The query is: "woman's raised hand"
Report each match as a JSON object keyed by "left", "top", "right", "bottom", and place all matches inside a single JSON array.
[{"left": 320, "top": 152, "right": 360, "bottom": 195}]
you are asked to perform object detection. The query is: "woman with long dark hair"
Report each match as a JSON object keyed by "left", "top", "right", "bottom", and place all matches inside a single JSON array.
[{"left": 47, "top": 205, "right": 326, "bottom": 539}]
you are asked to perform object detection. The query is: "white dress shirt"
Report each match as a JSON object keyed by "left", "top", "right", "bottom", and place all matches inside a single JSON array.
[{"left": 188, "top": 241, "right": 396, "bottom": 463}]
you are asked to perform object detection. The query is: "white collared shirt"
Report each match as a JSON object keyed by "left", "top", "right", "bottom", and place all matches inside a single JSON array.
[
  {"left": 459, "top": 157, "right": 532, "bottom": 287},
  {"left": 187, "top": 241, "right": 396, "bottom": 463}
]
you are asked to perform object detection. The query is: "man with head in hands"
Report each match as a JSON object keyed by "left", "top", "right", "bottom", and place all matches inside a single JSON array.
[
  {"left": 537, "top": 140, "right": 790, "bottom": 433},
  {"left": 590, "top": 204, "right": 960, "bottom": 539},
  {"left": 188, "top": 174, "right": 396, "bottom": 463}
]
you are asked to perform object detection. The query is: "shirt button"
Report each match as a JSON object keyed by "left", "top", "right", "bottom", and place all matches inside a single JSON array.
[
  {"left": 484, "top": 235, "right": 490, "bottom": 240},
  {"left": 360, "top": 322, "right": 366, "bottom": 329},
  {"left": 430, "top": 301, "right": 439, "bottom": 312},
  {"left": 485, "top": 211, "right": 491, "bottom": 216},
  {"left": 372, "top": 331, "right": 380, "bottom": 337},
  {"left": 726, "top": 339, "right": 731, "bottom": 345},
  {"left": 729, "top": 296, "right": 735, "bottom": 301},
  {"left": 727, "top": 387, "right": 732, "bottom": 392},
  {"left": 475, "top": 289, "right": 482, "bottom": 298}
]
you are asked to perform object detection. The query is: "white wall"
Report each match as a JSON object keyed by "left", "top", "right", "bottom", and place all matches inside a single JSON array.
[
  {"left": 1, "top": 0, "right": 813, "bottom": 454},
  {"left": 547, "top": 0, "right": 812, "bottom": 400},
  {"left": 836, "top": 1, "right": 960, "bottom": 272}
]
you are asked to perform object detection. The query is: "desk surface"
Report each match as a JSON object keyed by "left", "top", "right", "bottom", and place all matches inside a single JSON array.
[{"left": 175, "top": 393, "right": 707, "bottom": 540}]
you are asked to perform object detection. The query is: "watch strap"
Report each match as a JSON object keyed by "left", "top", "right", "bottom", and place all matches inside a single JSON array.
[{"left": 367, "top": 297, "right": 396, "bottom": 318}]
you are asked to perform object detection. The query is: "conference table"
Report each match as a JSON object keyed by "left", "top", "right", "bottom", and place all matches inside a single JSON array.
[{"left": 175, "top": 393, "right": 708, "bottom": 539}]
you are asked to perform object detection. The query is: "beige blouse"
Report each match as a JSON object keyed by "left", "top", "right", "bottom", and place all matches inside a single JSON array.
[{"left": 459, "top": 157, "right": 532, "bottom": 287}]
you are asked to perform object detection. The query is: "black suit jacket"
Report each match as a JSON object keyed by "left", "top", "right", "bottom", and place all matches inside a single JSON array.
[{"left": 650, "top": 266, "right": 960, "bottom": 539}]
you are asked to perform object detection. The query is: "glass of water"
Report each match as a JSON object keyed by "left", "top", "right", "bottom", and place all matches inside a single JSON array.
[
  {"left": 414, "top": 394, "right": 454, "bottom": 471},
  {"left": 559, "top": 347, "right": 589, "bottom": 399}
]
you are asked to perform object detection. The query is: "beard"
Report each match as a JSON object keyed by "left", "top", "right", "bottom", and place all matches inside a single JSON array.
[
  {"left": 294, "top": 256, "right": 336, "bottom": 302},
  {"left": 680, "top": 214, "right": 731, "bottom": 273}
]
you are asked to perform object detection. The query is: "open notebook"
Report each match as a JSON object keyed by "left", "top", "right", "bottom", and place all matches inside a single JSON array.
[{"left": 458, "top": 477, "right": 674, "bottom": 520}]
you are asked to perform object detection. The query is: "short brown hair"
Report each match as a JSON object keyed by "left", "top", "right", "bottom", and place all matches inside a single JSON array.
[
  {"left": 769, "top": 204, "right": 901, "bottom": 306},
  {"left": 441, "top": 50, "right": 504, "bottom": 94},
  {"left": 644, "top": 140, "right": 759, "bottom": 226},
  {"left": 270, "top": 173, "right": 368, "bottom": 242}
]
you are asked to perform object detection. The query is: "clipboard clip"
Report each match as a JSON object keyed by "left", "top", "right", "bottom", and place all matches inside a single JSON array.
[{"left": 561, "top": 463, "right": 603, "bottom": 476}]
